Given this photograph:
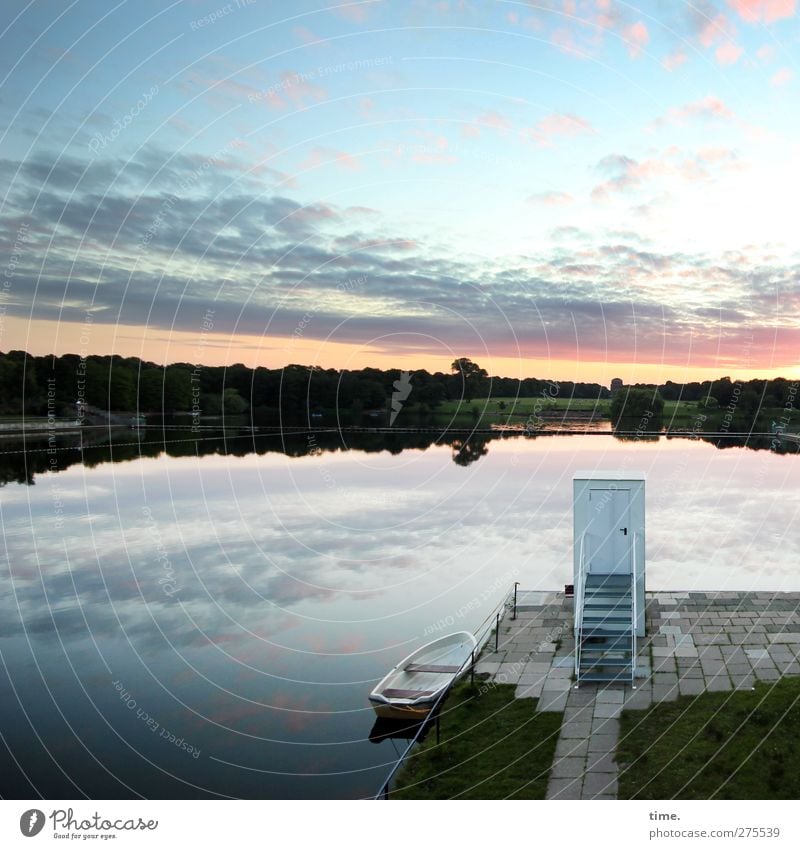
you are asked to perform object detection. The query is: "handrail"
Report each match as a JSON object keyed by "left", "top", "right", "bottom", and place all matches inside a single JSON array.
[
  {"left": 373, "top": 583, "right": 516, "bottom": 799},
  {"left": 574, "top": 532, "right": 588, "bottom": 683},
  {"left": 631, "top": 532, "right": 638, "bottom": 687}
]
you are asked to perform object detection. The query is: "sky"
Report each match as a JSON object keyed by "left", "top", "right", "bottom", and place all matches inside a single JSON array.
[{"left": 0, "top": 0, "right": 799, "bottom": 385}]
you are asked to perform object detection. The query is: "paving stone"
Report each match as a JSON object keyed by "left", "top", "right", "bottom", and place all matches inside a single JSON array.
[
  {"left": 622, "top": 690, "right": 653, "bottom": 711},
  {"left": 678, "top": 678, "right": 705, "bottom": 696},
  {"left": 596, "top": 689, "right": 625, "bottom": 704},
  {"left": 548, "top": 666, "right": 574, "bottom": 679},
  {"left": 563, "top": 706, "right": 594, "bottom": 723},
  {"left": 594, "top": 702, "right": 622, "bottom": 719},
  {"left": 515, "top": 680, "right": 544, "bottom": 699},
  {"left": 745, "top": 648, "right": 770, "bottom": 660},
  {"left": 536, "top": 690, "right": 568, "bottom": 712},
  {"left": 588, "top": 733, "right": 618, "bottom": 752},
  {"left": 592, "top": 716, "right": 620, "bottom": 736},
  {"left": 567, "top": 688, "right": 599, "bottom": 706},
  {"left": 555, "top": 738, "right": 589, "bottom": 759},
  {"left": 731, "top": 675, "right": 755, "bottom": 690},
  {"left": 542, "top": 676, "right": 572, "bottom": 692},
  {"left": 677, "top": 667, "right": 704, "bottom": 678},
  {"left": 582, "top": 772, "right": 617, "bottom": 798},
  {"left": 518, "top": 672, "right": 548, "bottom": 686},
  {"left": 547, "top": 778, "right": 583, "bottom": 800},
  {"left": 652, "top": 683, "right": 679, "bottom": 702},
  {"left": 561, "top": 721, "right": 593, "bottom": 740},
  {"left": 586, "top": 751, "right": 616, "bottom": 772},
  {"left": 523, "top": 661, "right": 554, "bottom": 675},
  {"left": 752, "top": 666, "right": 780, "bottom": 681},
  {"left": 705, "top": 675, "right": 732, "bottom": 692},
  {"left": 550, "top": 756, "right": 587, "bottom": 779}
]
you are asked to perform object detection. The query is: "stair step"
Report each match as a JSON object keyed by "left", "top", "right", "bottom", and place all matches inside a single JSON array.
[
  {"left": 584, "top": 597, "right": 631, "bottom": 606},
  {"left": 582, "top": 614, "right": 630, "bottom": 623},
  {"left": 581, "top": 638, "right": 632, "bottom": 652},
  {"left": 580, "top": 646, "right": 632, "bottom": 657},
  {"left": 585, "top": 574, "right": 630, "bottom": 586},
  {"left": 583, "top": 591, "right": 631, "bottom": 601},
  {"left": 578, "top": 670, "right": 634, "bottom": 682},
  {"left": 583, "top": 604, "right": 632, "bottom": 615},
  {"left": 580, "top": 627, "right": 633, "bottom": 637},
  {"left": 580, "top": 658, "right": 632, "bottom": 668}
]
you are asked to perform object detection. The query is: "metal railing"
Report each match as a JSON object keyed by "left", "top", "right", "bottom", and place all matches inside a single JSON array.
[
  {"left": 630, "top": 532, "right": 638, "bottom": 687},
  {"left": 574, "top": 532, "right": 588, "bottom": 682},
  {"left": 374, "top": 583, "right": 517, "bottom": 799}
]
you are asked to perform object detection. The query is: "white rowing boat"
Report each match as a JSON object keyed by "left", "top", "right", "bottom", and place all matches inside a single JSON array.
[{"left": 369, "top": 631, "right": 477, "bottom": 720}]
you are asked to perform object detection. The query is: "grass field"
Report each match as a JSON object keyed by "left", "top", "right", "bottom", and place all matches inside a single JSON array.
[
  {"left": 617, "top": 676, "right": 800, "bottom": 799},
  {"left": 399, "top": 396, "right": 710, "bottom": 426},
  {"left": 392, "top": 680, "right": 562, "bottom": 799}
]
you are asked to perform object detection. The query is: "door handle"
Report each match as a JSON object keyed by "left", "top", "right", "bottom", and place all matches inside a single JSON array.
[{"left": 620, "top": 527, "right": 628, "bottom": 535}]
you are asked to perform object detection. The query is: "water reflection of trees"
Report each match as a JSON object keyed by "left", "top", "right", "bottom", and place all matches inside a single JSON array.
[
  {"left": 1, "top": 422, "right": 796, "bottom": 488},
  {"left": 451, "top": 436, "right": 490, "bottom": 466}
]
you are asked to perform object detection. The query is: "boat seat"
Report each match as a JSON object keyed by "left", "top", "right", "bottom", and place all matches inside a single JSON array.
[
  {"left": 404, "top": 664, "right": 461, "bottom": 673},
  {"left": 382, "top": 688, "right": 435, "bottom": 699}
]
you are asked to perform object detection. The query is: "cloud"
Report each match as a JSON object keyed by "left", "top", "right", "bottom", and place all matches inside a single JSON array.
[
  {"left": 521, "top": 113, "right": 596, "bottom": 146},
  {"left": 727, "top": 0, "right": 796, "bottom": 23},
  {"left": 622, "top": 21, "right": 649, "bottom": 58},
  {"left": 662, "top": 50, "right": 689, "bottom": 71},
  {"left": 650, "top": 95, "right": 735, "bottom": 129},
  {"left": 331, "top": 2, "right": 384, "bottom": 23},
  {"left": 301, "top": 146, "right": 363, "bottom": 172},
  {"left": 591, "top": 146, "right": 741, "bottom": 199},
  {"left": 716, "top": 41, "right": 744, "bottom": 64},
  {"left": 770, "top": 67, "right": 794, "bottom": 86},
  {"left": 477, "top": 110, "right": 512, "bottom": 131}
]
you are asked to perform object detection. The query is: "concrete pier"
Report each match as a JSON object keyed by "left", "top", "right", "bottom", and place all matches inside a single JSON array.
[{"left": 476, "top": 590, "right": 800, "bottom": 800}]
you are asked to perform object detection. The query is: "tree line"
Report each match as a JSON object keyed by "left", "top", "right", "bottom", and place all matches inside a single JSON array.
[
  {"left": 0, "top": 352, "right": 608, "bottom": 419},
  {"left": 0, "top": 349, "right": 795, "bottom": 424}
]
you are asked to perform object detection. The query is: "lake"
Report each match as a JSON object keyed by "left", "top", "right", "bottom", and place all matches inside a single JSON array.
[{"left": 0, "top": 428, "right": 798, "bottom": 799}]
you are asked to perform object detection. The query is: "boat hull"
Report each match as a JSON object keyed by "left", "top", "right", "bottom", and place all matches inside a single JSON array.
[{"left": 369, "top": 699, "right": 433, "bottom": 721}]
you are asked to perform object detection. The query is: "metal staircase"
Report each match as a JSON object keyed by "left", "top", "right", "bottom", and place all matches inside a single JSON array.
[{"left": 574, "top": 534, "right": 637, "bottom": 685}]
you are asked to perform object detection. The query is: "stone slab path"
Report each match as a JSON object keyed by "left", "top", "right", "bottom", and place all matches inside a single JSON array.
[{"left": 476, "top": 590, "right": 800, "bottom": 800}]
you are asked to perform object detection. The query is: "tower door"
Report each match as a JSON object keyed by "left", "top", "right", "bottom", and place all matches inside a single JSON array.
[{"left": 586, "top": 488, "right": 631, "bottom": 575}]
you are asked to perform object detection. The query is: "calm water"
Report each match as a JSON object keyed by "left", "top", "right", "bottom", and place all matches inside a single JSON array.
[{"left": 0, "top": 430, "right": 798, "bottom": 799}]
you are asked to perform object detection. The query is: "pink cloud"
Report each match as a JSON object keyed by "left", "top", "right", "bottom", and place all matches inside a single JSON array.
[
  {"left": 302, "top": 146, "right": 362, "bottom": 171},
  {"left": 727, "top": 0, "right": 796, "bottom": 23},
  {"left": 460, "top": 124, "right": 481, "bottom": 139},
  {"left": 652, "top": 95, "right": 735, "bottom": 128},
  {"left": 771, "top": 67, "right": 794, "bottom": 85},
  {"left": 591, "top": 147, "right": 741, "bottom": 200},
  {"left": 698, "top": 13, "right": 736, "bottom": 48},
  {"left": 716, "top": 41, "right": 744, "bottom": 64},
  {"left": 293, "top": 26, "right": 323, "bottom": 44},
  {"left": 550, "top": 27, "right": 585, "bottom": 58},
  {"left": 756, "top": 44, "right": 776, "bottom": 62},
  {"left": 522, "top": 112, "right": 596, "bottom": 146},
  {"left": 478, "top": 110, "right": 512, "bottom": 131},
  {"left": 331, "top": 3, "right": 372, "bottom": 23},
  {"left": 622, "top": 21, "right": 649, "bottom": 58},
  {"left": 278, "top": 72, "right": 328, "bottom": 107},
  {"left": 663, "top": 50, "right": 688, "bottom": 71}
]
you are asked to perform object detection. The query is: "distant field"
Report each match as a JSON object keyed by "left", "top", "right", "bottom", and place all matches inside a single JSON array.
[{"left": 401, "top": 396, "right": 706, "bottom": 425}]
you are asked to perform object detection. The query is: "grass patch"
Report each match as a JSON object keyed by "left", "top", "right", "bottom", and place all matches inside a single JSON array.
[
  {"left": 618, "top": 677, "right": 800, "bottom": 799},
  {"left": 392, "top": 680, "right": 562, "bottom": 799}
]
